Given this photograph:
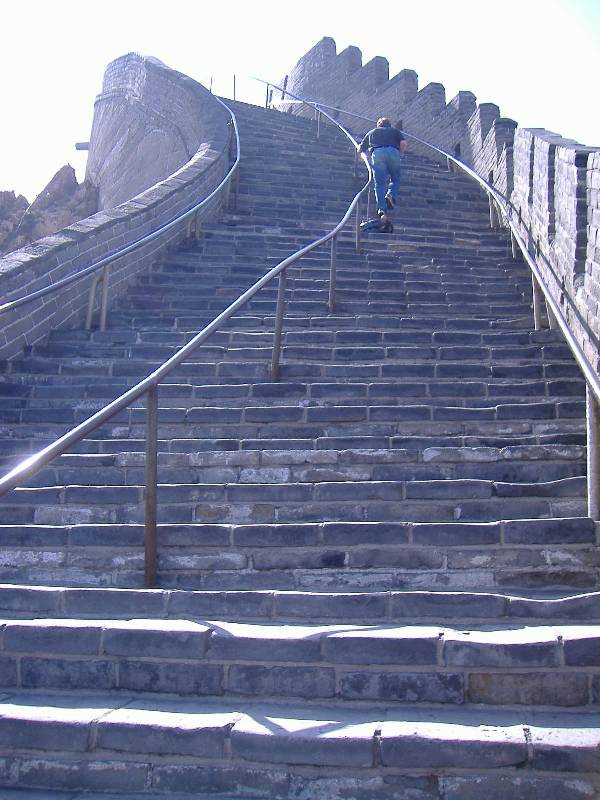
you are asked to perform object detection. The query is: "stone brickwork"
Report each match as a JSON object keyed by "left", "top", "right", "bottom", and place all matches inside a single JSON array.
[
  {"left": 0, "top": 55, "right": 231, "bottom": 362},
  {"left": 511, "top": 131, "right": 600, "bottom": 370},
  {"left": 280, "top": 36, "right": 600, "bottom": 380},
  {"left": 86, "top": 54, "right": 221, "bottom": 210}
]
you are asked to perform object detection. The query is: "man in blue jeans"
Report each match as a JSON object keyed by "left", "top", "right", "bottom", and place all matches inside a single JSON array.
[{"left": 358, "top": 117, "right": 406, "bottom": 222}]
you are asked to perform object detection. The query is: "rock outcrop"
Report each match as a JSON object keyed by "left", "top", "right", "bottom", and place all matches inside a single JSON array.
[
  {"left": 0, "top": 191, "right": 29, "bottom": 254},
  {"left": 0, "top": 165, "right": 98, "bottom": 256}
]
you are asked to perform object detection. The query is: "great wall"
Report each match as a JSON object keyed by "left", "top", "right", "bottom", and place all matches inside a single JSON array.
[{"left": 0, "top": 38, "right": 598, "bottom": 799}]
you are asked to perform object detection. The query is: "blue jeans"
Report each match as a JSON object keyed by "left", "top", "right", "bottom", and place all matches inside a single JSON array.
[{"left": 372, "top": 146, "right": 402, "bottom": 213}]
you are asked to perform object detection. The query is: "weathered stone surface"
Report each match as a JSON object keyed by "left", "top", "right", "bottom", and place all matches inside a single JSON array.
[
  {"left": 380, "top": 719, "right": 527, "bottom": 768},
  {"left": 340, "top": 671, "right": 464, "bottom": 703},
  {"left": 467, "top": 672, "right": 589, "bottom": 706},
  {"left": 443, "top": 775, "right": 598, "bottom": 800},
  {"left": 227, "top": 664, "right": 335, "bottom": 698},
  {"left": 96, "top": 705, "right": 234, "bottom": 756},
  {"left": 231, "top": 713, "right": 377, "bottom": 766}
]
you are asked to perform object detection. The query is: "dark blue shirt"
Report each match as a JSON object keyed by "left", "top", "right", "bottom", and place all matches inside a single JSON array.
[{"left": 359, "top": 126, "right": 405, "bottom": 153}]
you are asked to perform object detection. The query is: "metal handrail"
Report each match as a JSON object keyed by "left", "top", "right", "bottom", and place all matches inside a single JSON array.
[
  {"left": 0, "top": 97, "right": 240, "bottom": 318},
  {"left": 0, "top": 87, "right": 373, "bottom": 587}
]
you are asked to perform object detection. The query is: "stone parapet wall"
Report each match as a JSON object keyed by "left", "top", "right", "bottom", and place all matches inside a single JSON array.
[
  {"left": 86, "top": 54, "right": 225, "bottom": 210},
  {"left": 0, "top": 55, "right": 231, "bottom": 362},
  {"left": 511, "top": 129, "right": 599, "bottom": 370},
  {"left": 280, "top": 37, "right": 600, "bottom": 381}
]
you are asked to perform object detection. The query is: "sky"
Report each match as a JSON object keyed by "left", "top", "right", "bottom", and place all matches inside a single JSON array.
[{"left": 2, "top": 0, "right": 599, "bottom": 202}]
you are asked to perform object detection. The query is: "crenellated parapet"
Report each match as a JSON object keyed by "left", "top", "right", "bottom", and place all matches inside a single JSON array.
[{"left": 281, "top": 37, "right": 600, "bottom": 378}]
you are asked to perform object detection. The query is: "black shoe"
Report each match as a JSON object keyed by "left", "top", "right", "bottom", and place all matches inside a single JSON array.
[{"left": 385, "top": 193, "right": 395, "bottom": 210}]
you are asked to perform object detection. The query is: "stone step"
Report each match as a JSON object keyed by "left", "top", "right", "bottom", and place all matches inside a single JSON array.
[
  {"left": 0, "top": 431, "right": 587, "bottom": 476},
  {"left": 18, "top": 445, "right": 586, "bottom": 487},
  {"left": 2, "top": 582, "right": 600, "bottom": 623},
  {"left": 28, "top": 340, "right": 573, "bottom": 365},
  {"left": 1, "top": 617, "right": 599, "bottom": 708},
  {"left": 0, "top": 399, "right": 585, "bottom": 431},
  {"left": 0, "top": 690, "right": 597, "bottom": 797},
  {"left": 0, "top": 515, "right": 595, "bottom": 591}
]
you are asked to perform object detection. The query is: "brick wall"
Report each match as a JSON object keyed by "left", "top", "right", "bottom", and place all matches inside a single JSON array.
[
  {"left": 280, "top": 37, "right": 600, "bottom": 381},
  {"left": 0, "top": 55, "right": 231, "bottom": 362}
]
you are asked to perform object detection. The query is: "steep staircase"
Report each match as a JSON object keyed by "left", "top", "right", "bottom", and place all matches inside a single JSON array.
[{"left": 0, "top": 100, "right": 598, "bottom": 799}]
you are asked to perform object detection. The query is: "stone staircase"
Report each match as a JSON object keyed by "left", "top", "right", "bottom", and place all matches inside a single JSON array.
[{"left": 0, "top": 100, "right": 598, "bottom": 799}]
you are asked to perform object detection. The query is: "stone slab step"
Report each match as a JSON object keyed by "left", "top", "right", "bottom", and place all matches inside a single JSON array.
[
  {"left": 0, "top": 514, "right": 596, "bottom": 591},
  {"left": 18, "top": 445, "right": 586, "bottom": 488},
  {"left": 0, "top": 691, "right": 598, "bottom": 797},
  {"left": 1, "top": 583, "right": 600, "bottom": 623},
  {"left": 2, "top": 617, "right": 600, "bottom": 707},
  {"left": 0, "top": 477, "right": 587, "bottom": 521}
]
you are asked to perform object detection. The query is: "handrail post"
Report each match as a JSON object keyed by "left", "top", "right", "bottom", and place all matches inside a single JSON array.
[
  {"left": 85, "top": 273, "right": 102, "bottom": 331},
  {"left": 354, "top": 149, "right": 358, "bottom": 179},
  {"left": 100, "top": 265, "right": 110, "bottom": 332},
  {"left": 367, "top": 183, "right": 372, "bottom": 220},
  {"left": 144, "top": 385, "right": 159, "bottom": 588},
  {"left": 488, "top": 195, "right": 496, "bottom": 228},
  {"left": 355, "top": 201, "right": 361, "bottom": 253},
  {"left": 315, "top": 107, "right": 321, "bottom": 140},
  {"left": 587, "top": 385, "right": 600, "bottom": 520},
  {"left": 546, "top": 302, "right": 559, "bottom": 330},
  {"left": 511, "top": 230, "right": 519, "bottom": 260},
  {"left": 271, "top": 268, "right": 287, "bottom": 381},
  {"left": 265, "top": 83, "right": 270, "bottom": 108},
  {"left": 531, "top": 274, "right": 544, "bottom": 331},
  {"left": 329, "top": 235, "right": 337, "bottom": 313}
]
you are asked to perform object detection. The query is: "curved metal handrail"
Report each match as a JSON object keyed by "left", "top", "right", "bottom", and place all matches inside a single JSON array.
[
  {"left": 0, "top": 85, "right": 373, "bottom": 586},
  {"left": 0, "top": 96, "right": 241, "bottom": 317},
  {"left": 265, "top": 83, "right": 600, "bottom": 406}
]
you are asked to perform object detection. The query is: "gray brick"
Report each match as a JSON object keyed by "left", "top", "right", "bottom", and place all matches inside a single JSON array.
[
  {"left": 322, "top": 521, "right": 409, "bottom": 545},
  {"left": 62, "top": 588, "right": 166, "bottom": 618},
  {"left": 233, "top": 523, "right": 319, "bottom": 546},
  {"left": 467, "top": 672, "right": 589, "bottom": 705},
  {"left": 340, "top": 671, "right": 464, "bottom": 703},
  {"left": 210, "top": 627, "right": 322, "bottom": 662},
  {"left": 227, "top": 664, "right": 335, "bottom": 698},
  {"left": 152, "top": 763, "right": 290, "bottom": 796},
  {"left": 380, "top": 719, "right": 527, "bottom": 768},
  {"left": 444, "top": 634, "right": 561, "bottom": 667},
  {"left": 406, "top": 480, "right": 491, "bottom": 499},
  {"left": 442, "top": 775, "right": 599, "bottom": 800},
  {"left": 349, "top": 548, "right": 443, "bottom": 569},
  {"left": 391, "top": 591, "right": 507, "bottom": 620},
  {"left": 21, "top": 658, "right": 116, "bottom": 690},
  {"left": 529, "top": 724, "right": 600, "bottom": 772},
  {"left": 102, "top": 621, "right": 210, "bottom": 658},
  {"left": 323, "top": 629, "right": 438, "bottom": 665},
  {"left": 118, "top": 661, "right": 223, "bottom": 695},
  {"left": 17, "top": 757, "right": 150, "bottom": 792},
  {"left": 412, "top": 522, "right": 500, "bottom": 545},
  {"left": 96, "top": 707, "right": 232, "bottom": 757},
  {"left": 503, "top": 516, "right": 594, "bottom": 544},
  {"left": 563, "top": 633, "right": 600, "bottom": 666},
  {"left": 3, "top": 622, "right": 102, "bottom": 655},
  {"left": 274, "top": 591, "right": 387, "bottom": 620},
  {"left": 168, "top": 589, "right": 273, "bottom": 619},
  {"left": 253, "top": 549, "right": 346, "bottom": 570},
  {"left": 231, "top": 714, "right": 376, "bottom": 766}
]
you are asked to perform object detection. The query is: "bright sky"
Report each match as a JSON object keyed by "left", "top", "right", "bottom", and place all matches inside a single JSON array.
[{"left": 2, "top": 0, "right": 598, "bottom": 201}]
